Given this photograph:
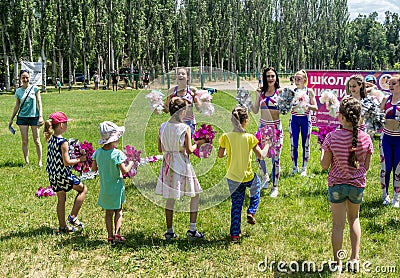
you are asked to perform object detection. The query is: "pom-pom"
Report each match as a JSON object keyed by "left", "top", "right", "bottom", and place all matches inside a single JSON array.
[
  {"left": 369, "top": 89, "right": 385, "bottom": 104},
  {"left": 122, "top": 145, "right": 142, "bottom": 179},
  {"left": 145, "top": 90, "right": 165, "bottom": 114},
  {"left": 292, "top": 89, "right": 310, "bottom": 114},
  {"left": 193, "top": 124, "right": 216, "bottom": 158},
  {"left": 360, "top": 97, "right": 386, "bottom": 132},
  {"left": 35, "top": 186, "right": 56, "bottom": 197},
  {"left": 255, "top": 126, "right": 282, "bottom": 158},
  {"left": 195, "top": 90, "right": 214, "bottom": 116},
  {"left": 277, "top": 88, "right": 295, "bottom": 115},
  {"left": 234, "top": 88, "right": 253, "bottom": 111},
  {"left": 69, "top": 139, "right": 95, "bottom": 173},
  {"left": 319, "top": 90, "right": 340, "bottom": 118},
  {"left": 311, "top": 126, "right": 337, "bottom": 146}
]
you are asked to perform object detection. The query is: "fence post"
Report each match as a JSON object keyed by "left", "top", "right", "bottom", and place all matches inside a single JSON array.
[
  {"left": 236, "top": 70, "right": 240, "bottom": 88},
  {"left": 167, "top": 73, "right": 171, "bottom": 89}
]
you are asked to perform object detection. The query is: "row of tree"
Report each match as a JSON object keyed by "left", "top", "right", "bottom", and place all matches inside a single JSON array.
[{"left": 1, "top": 0, "right": 399, "bottom": 92}]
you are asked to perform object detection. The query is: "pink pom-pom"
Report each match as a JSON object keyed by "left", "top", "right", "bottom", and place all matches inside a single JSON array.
[
  {"left": 122, "top": 145, "right": 142, "bottom": 179},
  {"left": 193, "top": 124, "right": 216, "bottom": 158}
]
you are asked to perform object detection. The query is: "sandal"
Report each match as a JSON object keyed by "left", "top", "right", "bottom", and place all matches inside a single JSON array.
[
  {"left": 58, "top": 226, "right": 77, "bottom": 233},
  {"left": 164, "top": 232, "right": 178, "bottom": 240},
  {"left": 113, "top": 234, "right": 126, "bottom": 243},
  {"left": 247, "top": 213, "right": 257, "bottom": 225},
  {"left": 68, "top": 215, "right": 84, "bottom": 229},
  {"left": 231, "top": 235, "right": 240, "bottom": 243}
]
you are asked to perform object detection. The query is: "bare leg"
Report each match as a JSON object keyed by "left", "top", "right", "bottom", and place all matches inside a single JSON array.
[
  {"left": 114, "top": 207, "right": 123, "bottom": 235},
  {"left": 56, "top": 191, "right": 67, "bottom": 227},
  {"left": 165, "top": 199, "right": 175, "bottom": 229},
  {"left": 31, "top": 125, "right": 42, "bottom": 166},
  {"left": 346, "top": 200, "right": 361, "bottom": 260},
  {"left": 330, "top": 202, "right": 347, "bottom": 263},
  {"left": 18, "top": 125, "right": 29, "bottom": 164},
  {"left": 189, "top": 194, "right": 200, "bottom": 223},
  {"left": 105, "top": 210, "right": 114, "bottom": 238},
  {"left": 70, "top": 183, "right": 87, "bottom": 218}
]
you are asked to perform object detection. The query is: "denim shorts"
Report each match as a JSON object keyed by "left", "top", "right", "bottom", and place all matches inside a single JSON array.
[
  {"left": 328, "top": 184, "right": 364, "bottom": 204},
  {"left": 16, "top": 116, "right": 39, "bottom": 126}
]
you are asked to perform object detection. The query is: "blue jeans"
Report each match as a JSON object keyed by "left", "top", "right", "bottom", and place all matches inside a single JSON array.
[{"left": 227, "top": 174, "right": 261, "bottom": 236}]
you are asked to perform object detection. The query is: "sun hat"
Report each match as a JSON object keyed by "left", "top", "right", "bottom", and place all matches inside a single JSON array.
[
  {"left": 49, "top": 112, "right": 71, "bottom": 124},
  {"left": 98, "top": 121, "right": 125, "bottom": 145}
]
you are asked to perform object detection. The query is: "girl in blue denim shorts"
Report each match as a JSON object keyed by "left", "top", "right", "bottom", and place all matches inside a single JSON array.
[{"left": 321, "top": 96, "right": 373, "bottom": 271}]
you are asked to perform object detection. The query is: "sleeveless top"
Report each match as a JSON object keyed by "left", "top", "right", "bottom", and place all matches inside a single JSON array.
[
  {"left": 172, "top": 86, "right": 194, "bottom": 107},
  {"left": 260, "top": 90, "right": 279, "bottom": 110},
  {"left": 384, "top": 95, "right": 400, "bottom": 120},
  {"left": 46, "top": 136, "right": 73, "bottom": 180}
]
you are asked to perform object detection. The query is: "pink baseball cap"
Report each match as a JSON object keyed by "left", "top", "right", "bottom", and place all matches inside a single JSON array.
[{"left": 49, "top": 112, "right": 71, "bottom": 124}]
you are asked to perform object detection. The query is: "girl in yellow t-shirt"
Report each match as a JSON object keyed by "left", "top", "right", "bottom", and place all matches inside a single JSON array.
[{"left": 218, "top": 106, "right": 270, "bottom": 243}]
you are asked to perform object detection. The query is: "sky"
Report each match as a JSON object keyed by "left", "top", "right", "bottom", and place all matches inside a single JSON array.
[{"left": 347, "top": 0, "right": 400, "bottom": 22}]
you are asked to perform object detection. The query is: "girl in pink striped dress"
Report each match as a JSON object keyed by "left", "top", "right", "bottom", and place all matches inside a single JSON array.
[{"left": 321, "top": 96, "right": 373, "bottom": 271}]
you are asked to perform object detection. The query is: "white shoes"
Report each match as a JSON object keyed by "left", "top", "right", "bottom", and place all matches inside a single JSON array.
[
  {"left": 270, "top": 187, "right": 278, "bottom": 198},
  {"left": 392, "top": 193, "right": 399, "bottom": 208},
  {"left": 262, "top": 174, "right": 270, "bottom": 189},
  {"left": 290, "top": 167, "right": 298, "bottom": 176},
  {"left": 300, "top": 169, "right": 307, "bottom": 177},
  {"left": 382, "top": 194, "right": 391, "bottom": 206}
]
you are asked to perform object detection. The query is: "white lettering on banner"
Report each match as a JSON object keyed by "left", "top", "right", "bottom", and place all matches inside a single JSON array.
[
  {"left": 310, "top": 76, "right": 320, "bottom": 85},
  {"left": 336, "top": 77, "right": 344, "bottom": 85},
  {"left": 328, "top": 76, "right": 336, "bottom": 85}
]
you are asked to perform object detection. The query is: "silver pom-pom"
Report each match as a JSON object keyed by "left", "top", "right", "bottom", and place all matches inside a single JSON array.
[
  {"left": 360, "top": 97, "right": 386, "bottom": 132},
  {"left": 277, "top": 88, "right": 295, "bottom": 115},
  {"left": 234, "top": 88, "right": 253, "bottom": 111}
]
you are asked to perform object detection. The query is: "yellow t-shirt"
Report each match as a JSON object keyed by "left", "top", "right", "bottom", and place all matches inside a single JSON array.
[{"left": 219, "top": 132, "right": 258, "bottom": 183}]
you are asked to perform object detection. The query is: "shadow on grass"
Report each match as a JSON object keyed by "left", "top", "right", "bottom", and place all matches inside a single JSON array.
[
  {"left": 0, "top": 226, "right": 54, "bottom": 241},
  {"left": 360, "top": 198, "right": 386, "bottom": 218},
  {"left": 0, "top": 161, "right": 25, "bottom": 168}
]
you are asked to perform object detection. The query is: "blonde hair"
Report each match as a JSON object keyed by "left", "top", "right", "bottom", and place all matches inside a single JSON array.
[
  {"left": 295, "top": 69, "right": 308, "bottom": 86},
  {"left": 43, "top": 120, "right": 59, "bottom": 141}
]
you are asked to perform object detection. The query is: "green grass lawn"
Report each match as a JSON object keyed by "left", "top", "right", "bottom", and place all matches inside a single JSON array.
[{"left": 0, "top": 88, "right": 398, "bottom": 277}]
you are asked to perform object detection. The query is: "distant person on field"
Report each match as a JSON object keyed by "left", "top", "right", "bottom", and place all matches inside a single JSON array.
[
  {"left": 156, "top": 97, "right": 205, "bottom": 241},
  {"left": 44, "top": 112, "right": 87, "bottom": 233},
  {"left": 91, "top": 121, "right": 134, "bottom": 244},
  {"left": 218, "top": 106, "right": 270, "bottom": 243},
  {"left": 8, "top": 69, "right": 44, "bottom": 166},
  {"left": 321, "top": 96, "right": 373, "bottom": 272},
  {"left": 112, "top": 70, "right": 119, "bottom": 91},
  {"left": 56, "top": 78, "right": 62, "bottom": 94},
  {"left": 93, "top": 71, "right": 100, "bottom": 90},
  {"left": 143, "top": 71, "right": 150, "bottom": 88}
]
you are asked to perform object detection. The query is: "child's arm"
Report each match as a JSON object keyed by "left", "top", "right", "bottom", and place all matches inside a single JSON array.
[
  {"left": 320, "top": 149, "right": 332, "bottom": 170},
  {"left": 184, "top": 127, "right": 205, "bottom": 154},
  {"left": 252, "top": 143, "right": 271, "bottom": 160},
  {"left": 91, "top": 160, "right": 98, "bottom": 172},
  {"left": 364, "top": 153, "right": 372, "bottom": 171},
  {"left": 119, "top": 161, "right": 134, "bottom": 175},
  {"left": 217, "top": 147, "right": 226, "bottom": 158},
  {"left": 60, "top": 141, "right": 87, "bottom": 166}
]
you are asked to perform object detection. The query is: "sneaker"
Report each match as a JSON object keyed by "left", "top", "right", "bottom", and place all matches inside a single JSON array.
[
  {"left": 68, "top": 215, "right": 84, "bottom": 229},
  {"left": 270, "top": 187, "right": 278, "bottom": 198},
  {"left": 290, "top": 167, "right": 298, "bottom": 176},
  {"left": 392, "top": 194, "right": 399, "bottom": 208},
  {"left": 231, "top": 235, "right": 240, "bottom": 243},
  {"left": 262, "top": 174, "right": 270, "bottom": 189},
  {"left": 382, "top": 194, "right": 391, "bottom": 206},
  {"left": 247, "top": 213, "right": 256, "bottom": 225},
  {"left": 300, "top": 169, "right": 307, "bottom": 177},
  {"left": 164, "top": 232, "right": 178, "bottom": 240},
  {"left": 58, "top": 226, "right": 77, "bottom": 233},
  {"left": 187, "top": 230, "right": 204, "bottom": 240}
]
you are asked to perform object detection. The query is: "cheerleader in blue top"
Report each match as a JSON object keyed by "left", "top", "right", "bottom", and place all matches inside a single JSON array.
[
  {"left": 163, "top": 67, "right": 203, "bottom": 134},
  {"left": 44, "top": 112, "right": 87, "bottom": 233},
  {"left": 91, "top": 121, "right": 134, "bottom": 244},
  {"left": 289, "top": 70, "right": 318, "bottom": 177}
]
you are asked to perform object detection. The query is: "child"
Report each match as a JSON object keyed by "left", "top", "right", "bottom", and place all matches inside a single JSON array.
[
  {"left": 321, "top": 96, "right": 373, "bottom": 271},
  {"left": 44, "top": 112, "right": 87, "bottom": 233},
  {"left": 91, "top": 121, "right": 134, "bottom": 244},
  {"left": 56, "top": 78, "right": 62, "bottom": 94},
  {"left": 218, "top": 106, "right": 270, "bottom": 243},
  {"left": 156, "top": 97, "right": 205, "bottom": 240},
  {"left": 289, "top": 69, "right": 318, "bottom": 176},
  {"left": 163, "top": 67, "right": 202, "bottom": 134},
  {"left": 345, "top": 74, "right": 367, "bottom": 131}
]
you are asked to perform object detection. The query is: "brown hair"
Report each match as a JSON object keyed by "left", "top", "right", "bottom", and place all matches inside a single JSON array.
[
  {"left": 43, "top": 120, "right": 59, "bottom": 141},
  {"left": 231, "top": 106, "right": 249, "bottom": 132},
  {"left": 261, "top": 67, "right": 280, "bottom": 92},
  {"left": 168, "top": 97, "right": 187, "bottom": 119},
  {"left": 345, "top": 74, "right": 366, "bottom": 99},
  {"left": 339, "top": 96, "right": 361, "bottom": 168}
]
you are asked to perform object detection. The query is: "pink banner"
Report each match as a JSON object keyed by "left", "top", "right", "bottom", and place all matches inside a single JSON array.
[{"left": 306, "top": 70, "right": 397, "bottom": 127}]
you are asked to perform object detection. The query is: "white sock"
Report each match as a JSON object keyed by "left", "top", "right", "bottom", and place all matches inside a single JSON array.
[
  {"left": 382, "top": 189, "right": 388, "bottom": 197},
  {"left": 167, "top": 227, "right": 174, "bottom": 234},
  {"left": 189, "top": 223, "right": 196, "bottom": 232}
]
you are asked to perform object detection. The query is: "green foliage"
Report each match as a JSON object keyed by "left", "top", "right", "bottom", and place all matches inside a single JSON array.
[{"left": 0, "top": 89, "right": 399, "bottom": 276}]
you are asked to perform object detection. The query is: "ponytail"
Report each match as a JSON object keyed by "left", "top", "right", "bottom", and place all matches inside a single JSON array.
[
  {"left": 43, "top": 119, "right": 55, "bottom": 141},
  {"left": 231, "top": 106, "right": 248, "bottom": 132}
]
